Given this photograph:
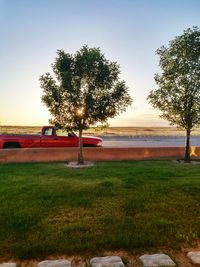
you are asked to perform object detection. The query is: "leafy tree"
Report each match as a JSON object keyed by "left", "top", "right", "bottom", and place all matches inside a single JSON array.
[
  {"left": 147, "top": 27, "right": 200, "bottom": 162},
  {"left": 40, "top": 46, "right": 133, "bottom": 164}
]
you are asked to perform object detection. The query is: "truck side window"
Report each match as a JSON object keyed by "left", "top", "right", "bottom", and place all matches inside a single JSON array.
[
  {"left": 56, "top": 129, "right": 67, "bottom": 136},
  {"left": 44, "top": 128, "right": 54, "bottom": 136}
]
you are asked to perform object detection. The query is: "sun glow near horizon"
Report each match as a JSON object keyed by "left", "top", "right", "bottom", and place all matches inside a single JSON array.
[{"left": 0, "top": 104, "right": 169, "bottom": 127}]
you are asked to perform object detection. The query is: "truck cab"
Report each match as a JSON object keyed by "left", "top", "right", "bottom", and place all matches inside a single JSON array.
[{"left": 41, "top": 126, "right": 78, "bottom": 147}]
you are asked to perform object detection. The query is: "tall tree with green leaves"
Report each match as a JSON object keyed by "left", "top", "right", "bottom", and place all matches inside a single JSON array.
[
  {"left": 147, "top": 27, "right": 200, "bottom": 162},
  {"left": 40, "top": 46, "right": 133, "bottom": 164}
]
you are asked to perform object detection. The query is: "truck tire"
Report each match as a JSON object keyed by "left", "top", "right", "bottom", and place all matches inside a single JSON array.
[{"left": 4, "top": 142, "right": 21, "bottom": 149}]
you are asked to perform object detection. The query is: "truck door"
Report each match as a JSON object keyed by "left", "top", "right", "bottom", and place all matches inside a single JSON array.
[{"left": 41, "top": 127, "right": 77, "bottom": 147}]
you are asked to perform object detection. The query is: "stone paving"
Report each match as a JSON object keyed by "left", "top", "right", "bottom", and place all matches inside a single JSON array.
[
  {"left": 38, "top": 260, "right": 71, "bottom": 267},
  {"left": 90, "top": 256, "right": 125, "bottom": 267},
  {"left": 139, "top": 254, "right": 176, "bottom": 267},
  {"left": 0, "top": 264, "right": 17, "bottom": 267},
  {"left": 1, "top": 251, "right": 200, "bottom": 267},
  {"left": 187, "top": 251, "right": 200, "bottom": 265}
]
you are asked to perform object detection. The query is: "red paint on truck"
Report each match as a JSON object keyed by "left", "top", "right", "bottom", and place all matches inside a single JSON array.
[{"left": 0, "top": 126, "right": 102, "bottom": 149}]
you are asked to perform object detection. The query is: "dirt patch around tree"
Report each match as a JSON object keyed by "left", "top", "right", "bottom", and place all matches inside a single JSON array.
[{"left": 64, "top": 161, "right": 95, "bottom": 168}]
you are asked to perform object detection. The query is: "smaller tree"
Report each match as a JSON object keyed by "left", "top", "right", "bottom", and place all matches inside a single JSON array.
[
  {"left": 40, "top": 46, "right": 133, "bottom": 164},
  {"left": 147, "top": 27, "right": 200, "bottom": 162}
]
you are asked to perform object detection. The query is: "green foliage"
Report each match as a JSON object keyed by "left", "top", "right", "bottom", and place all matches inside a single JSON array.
[
  {"left": 1, "top": 161, "right": 200, "bottom": 259},
  {"left": 148, "top": 27, "right": 200, "bottom": 130},
  {"left": 40, "top": 46, "right": 133, "bottom": 131}
]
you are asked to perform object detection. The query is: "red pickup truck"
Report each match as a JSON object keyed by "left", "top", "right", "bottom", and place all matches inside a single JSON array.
[{"left": 0, "top": 126, "right": 103, "bottom": 149}]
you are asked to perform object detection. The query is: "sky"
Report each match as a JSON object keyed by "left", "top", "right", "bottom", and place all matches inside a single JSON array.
[{"left": 0, "top": 0, "right": 200, "bottom": 127}]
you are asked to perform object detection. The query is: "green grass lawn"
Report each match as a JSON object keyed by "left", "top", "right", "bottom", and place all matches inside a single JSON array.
[{"left": 0, "top": 161, "right": 200, "bottom": 260}]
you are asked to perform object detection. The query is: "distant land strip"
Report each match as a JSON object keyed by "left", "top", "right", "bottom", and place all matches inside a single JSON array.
[{"left": 1, "top": 126, "right": 200, "bottom": 136}]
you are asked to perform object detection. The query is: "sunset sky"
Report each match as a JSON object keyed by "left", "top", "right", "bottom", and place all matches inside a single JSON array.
[{"left": 0, "top": 0, "right": 200, "bottom": 126}]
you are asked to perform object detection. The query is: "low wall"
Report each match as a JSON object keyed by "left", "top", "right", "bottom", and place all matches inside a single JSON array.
[{"left": 0, "top": 146, "right": 200, "bottom": 163}]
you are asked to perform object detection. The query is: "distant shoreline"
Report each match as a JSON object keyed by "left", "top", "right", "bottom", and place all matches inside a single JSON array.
[{"left": 1, "top": 125, "right": 200, "bottom": 136}]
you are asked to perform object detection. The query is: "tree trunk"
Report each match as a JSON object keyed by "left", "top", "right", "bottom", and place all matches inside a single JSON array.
[
  {"left": 78, "top": 128, "right": 84, "bottom": 165},
  {"left": 185, "top": 129, "right": 191, "bottom": 163}
]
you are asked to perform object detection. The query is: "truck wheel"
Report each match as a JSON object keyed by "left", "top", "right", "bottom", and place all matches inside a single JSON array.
[{"left": 4, "top": 143, "right": 21, "bottom": 149}]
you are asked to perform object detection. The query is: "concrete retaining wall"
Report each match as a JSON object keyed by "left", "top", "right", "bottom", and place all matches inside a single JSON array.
[{"left": 0, "top": 146, "right": 200, "bottom": 163}]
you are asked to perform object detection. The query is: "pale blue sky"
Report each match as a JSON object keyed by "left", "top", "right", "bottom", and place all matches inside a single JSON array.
[{"left": 0, "top": 0, "right": 200, "bottom": 126}]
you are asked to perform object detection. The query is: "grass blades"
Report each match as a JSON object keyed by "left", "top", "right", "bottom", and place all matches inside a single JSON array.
[{"left": 0, "top": 161, "right": 200, "bottom": 259}]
